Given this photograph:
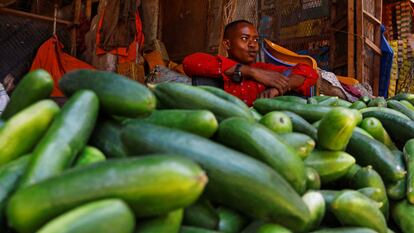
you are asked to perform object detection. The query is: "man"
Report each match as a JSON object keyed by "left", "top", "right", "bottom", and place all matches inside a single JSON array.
[{"left": 183, "top": 20, "right": 318, "bottom": 106}]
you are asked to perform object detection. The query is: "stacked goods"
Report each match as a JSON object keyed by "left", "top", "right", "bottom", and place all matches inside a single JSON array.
[{"left": 2, "top": 69, "right": 414, "bottom": 233}]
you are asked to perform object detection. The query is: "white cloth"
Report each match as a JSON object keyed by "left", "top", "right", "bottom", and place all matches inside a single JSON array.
[
  {"left": 0, "top": 83, "right": 10, "bottom": 116},
  {"left": 319, "top": 69, "right": 358, "bottom": 102}
]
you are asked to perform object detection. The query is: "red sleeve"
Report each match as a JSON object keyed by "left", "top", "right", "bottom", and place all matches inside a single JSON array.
[
  {"left": 290, "top": 63, "right": 319, "bottom": 96},
  {"left": 182, "top": 53, "right": 238, "bottom": 80}
]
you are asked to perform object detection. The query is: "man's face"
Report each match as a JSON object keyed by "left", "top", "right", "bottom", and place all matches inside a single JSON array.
[{"left": 224, "top": 23, "right": 259, "bottom": 65}]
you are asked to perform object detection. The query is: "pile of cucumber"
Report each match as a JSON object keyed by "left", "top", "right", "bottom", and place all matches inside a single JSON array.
[{"left": 1, "top": 69, "right": 414, "bottom": 233}]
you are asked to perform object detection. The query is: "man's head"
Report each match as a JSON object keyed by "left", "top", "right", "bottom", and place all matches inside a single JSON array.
[{"left": 223, "top": 20, "right": 259, "bottom": 65}]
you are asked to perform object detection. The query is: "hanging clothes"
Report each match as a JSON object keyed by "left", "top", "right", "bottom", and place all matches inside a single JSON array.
[
  {"left": 95, "top": 0, "right": 144, "bottom": 64},
  {"left": 30, "top": 36, "right": 95, "bottom": 97}
]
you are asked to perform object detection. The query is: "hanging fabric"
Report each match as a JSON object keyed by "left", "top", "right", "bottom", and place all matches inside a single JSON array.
[
  {"left": 30, "top": 36, "right": 95, "bottom": 97},
  {"left": 95, "top": 0, "right": 144, "bottom": 64}
]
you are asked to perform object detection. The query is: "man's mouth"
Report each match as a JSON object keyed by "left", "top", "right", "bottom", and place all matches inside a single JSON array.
[{"left": 248, "top": 51, "right": 257, "bottom": 56}]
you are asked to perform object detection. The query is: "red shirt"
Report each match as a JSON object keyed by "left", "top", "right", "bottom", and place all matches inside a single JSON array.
[{"left": 183, "top": 53, "right": 319, "bottom": 106}]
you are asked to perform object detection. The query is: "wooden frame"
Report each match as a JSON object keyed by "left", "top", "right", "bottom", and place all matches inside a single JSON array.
[{"left": 356, "top": 0, "right": 382, "bottom": 95}]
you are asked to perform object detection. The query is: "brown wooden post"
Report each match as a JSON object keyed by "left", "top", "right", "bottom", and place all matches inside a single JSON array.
[
  {"left": 71, "top": 0, "right": 82, "bottom": 56},
  {"left": 347, "top": 0, "right": 355, "bottom": 77}
]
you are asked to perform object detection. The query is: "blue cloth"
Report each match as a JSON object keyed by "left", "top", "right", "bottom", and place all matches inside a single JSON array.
[{"left": 379, "top": 25, "right": 394, "bottom": 98}]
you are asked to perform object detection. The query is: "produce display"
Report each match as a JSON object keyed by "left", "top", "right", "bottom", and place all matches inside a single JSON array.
[{"left": 1, "top": 69, "right": 414, "bottom": 233}]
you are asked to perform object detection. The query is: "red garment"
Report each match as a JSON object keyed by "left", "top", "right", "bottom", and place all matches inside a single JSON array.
[
  {"left": 30, "top": 36, "right": 95, "bottom": 97},
  {"left": 183, "top": 53, "right": 319, "bottom": 106}
]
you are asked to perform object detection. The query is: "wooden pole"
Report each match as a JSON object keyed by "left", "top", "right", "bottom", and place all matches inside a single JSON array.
[
  {"left": 347, "top": 0, "right": 355, "bottom": 78},
  {"left": 70, "top": 0, "right": 82, "bottom": 56},
  {"left": 0, "top": 7, "right": 74, "bottom": 25}
]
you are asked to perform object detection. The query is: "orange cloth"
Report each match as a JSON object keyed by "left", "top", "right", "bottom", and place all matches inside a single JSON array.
[
  {"left": 30, "top": 36, "right": 95, "bottom": 97},
  {"left": 96, "top": 8, "right": 144, "bottom": 64}
]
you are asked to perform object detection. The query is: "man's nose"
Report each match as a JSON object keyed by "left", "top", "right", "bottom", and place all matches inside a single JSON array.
[{"left": 248, "top": 40, "right": 258, "bottom": 48}]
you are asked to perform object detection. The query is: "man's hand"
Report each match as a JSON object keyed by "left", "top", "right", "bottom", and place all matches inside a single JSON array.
[
  {"left": 242, "top": 66, "right": 290, "bottom": 95},
  {"left": 258, "top": 88, "right": 280, "bottom": 99}
]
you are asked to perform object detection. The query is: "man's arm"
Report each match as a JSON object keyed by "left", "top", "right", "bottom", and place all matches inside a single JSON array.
[
  {"left": 223, "top": 64, "right": 290, "bottom": 95},
  {"left": 182, "top": 53, "right": 224, "bottom": 78}
]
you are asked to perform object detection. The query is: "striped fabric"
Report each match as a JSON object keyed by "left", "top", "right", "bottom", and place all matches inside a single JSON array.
[{"left": 0, "top": 83, "right": 10, "bottom": 116}]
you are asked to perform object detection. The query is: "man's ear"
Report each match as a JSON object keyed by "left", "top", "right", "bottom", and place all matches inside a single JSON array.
[{"left": 223, "top": 39, "right": 231, "bottom": 50}]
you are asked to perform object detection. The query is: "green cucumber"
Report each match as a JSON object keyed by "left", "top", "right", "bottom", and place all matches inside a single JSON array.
[
  {"left": 257, "top": 224, "right": 293, "bottom": 233},
  {"left": 259, "top": 111, "right": 293, "bottom": 133},
  {"left": 136, "top": 208, "right": 183, "bottom": 233},
  {"left": 19, "top": 90, "right": 99, "bottom": 188},
  {"left": 183, "top": 199, "right": 219, "bottom": 230},
  {"left": 307, "top": 97, "right": 319, "bottom": 105},
  {"left": 346, "top": 131, "right": 405, "bottom": 182},
  {"left": 37, "top": 199, "right": 135, "bottom": 233},
  {"left": 317, "top": 108, "right": 360, "bottom": 151},
  {"left": 360, "top": 107, "right": 410, "bottom": 119},
  {"left": 359, "top": 96, "right": 371, "bottom": 104},
  {"left": 336, "top": 99, "right": 352, "bottom": 108},
  {"left": 360, "top": 117, "right": 397, "bottom": 150},
  {"left": 273, "top": 95, "right": 307, "bottom": 104},
  {"left": 357, "top": 187, "right": 384, "bottom": 203},
  {"left": 7, "top": 155, "right": 206, "bottom": 233},
  {"left": 138, "top": 109, "right": 218, "bottom": 138},
  {"left": 308, "top": 96, "right": 331, "bottom": 102},
  {"left": 386, "top": 178, "right": 406, "bottom": 201},
  {"left": 391, "top": 199, "right": 414, "bottom": 233},
  {"left": 280, "top": 133, "right": 315, "bottom": 159},
  {"left": 310, "top": 227, "right": 377, "bottom": 233},
  {"left": 89, "top": 118, "right": 129, "bottom": 158},
  {"left": 121, "top": 122, "right": 311, "bottom": 232},
  {"left": 362, "top": 110, "right": 414, "bottom": 145},
  {"left": 331, "top": 190, "right": 387, "bottom": 233},
  {"left": 60, "top": 69, "right": 156, "bottom": 117},
  {"left": 353, "top": 127, "right": 373, "bottom": 138},
  {"left": 368, "top": 97, "right": 387, "bottom": 107},
  {"left": 250, "top": 108, "right": 262, "bottom": 121},
  {"left": 153, "top": 82, "right": 253, "bottom": 121},
  {"left": 74, "top": 146, "right": 106, "bottom": 167},
  {"left": 1, "top": 69, "right": 53, "bottom": 120},
  {"left": 282, "top": 111, "right": 317, "bottom": 140},
  {"left": 240, "top": 221, "right": 264, "bottom": 233},
  {"left": 0, "top": 100, "right": 59, "bottom": 165},
  {"left": 217, "top": 207, "right": 248, "bottom": 233},
  {"left": 304, "top": 150, "right": 355, "bottom": 184},
  {"left": 305, "top": 167, "right": 321, "bottom": 190},
  {"left": 180, "top": 226, "right": 223, "bottom": 233},
  {"left": 387, "top": 99, "right": 414, "bottom": 120},
  {"left": 302, "top": 191, "right": 325, "bottom": 231},
  {"left": 217, "top": 117, "right": 306, "bottom": 194},
  {"left": 349, "top": 100, "right": 367, "bottom": 110},
  {"left": 399, "top": 100, "right": 414, "bottom": 110},
  {"left": 404, "top": 139, "right": 414, "bottom": 204},
  {"left": 349, "top": 166, "right": 389, "bottom": 218},
  {"left": 199, "top": 86, "right": 251, "bottom": 112},
  {"left": 318, "top": 96, "right": 339, "bottom": 106},
  {"left": 0, "top": 155, "right": 30, "bottom": 221},
  {"left": 390, "top": 92, "right": 414, "bottom": 104},
  {"left": 254, "top": 99, "right": 334, "bottom": 122}
]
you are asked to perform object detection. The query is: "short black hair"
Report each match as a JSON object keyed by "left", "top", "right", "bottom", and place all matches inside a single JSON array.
[{"left": 223, "top": 20, "right": 254, "bottom": 39}]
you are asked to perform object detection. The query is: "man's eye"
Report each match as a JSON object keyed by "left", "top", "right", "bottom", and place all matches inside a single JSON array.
[
  {"left": 241, "top": 37, "right": 248, "bottom": 41},
  {"left": 254, "top": 38, "right": 260, "bottom": 42}
]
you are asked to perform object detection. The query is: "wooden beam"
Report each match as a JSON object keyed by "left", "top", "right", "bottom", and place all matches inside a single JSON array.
[
  {"left": 70, "top": 0, "right": 82, "bottom": 56},
  {"left": 363, "top": 10, "right": 381, "bottom": 25},
  {"left": 348, "top": 0, "right": 355, "bottom": 77},
  {"left": 365, "top": 38, "right": 382, "bottom": 55},
  {"left": 0, "top": 7, "right": 74, "bottom": 25},
  {"left": 85, "top": 0, "right": 92, "bottom": 21},
  {"left": 356, "top": 0, "right": 364, "bottom": 83}
]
